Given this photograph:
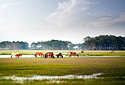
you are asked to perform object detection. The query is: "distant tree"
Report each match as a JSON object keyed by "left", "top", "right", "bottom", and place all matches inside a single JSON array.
[
  {"left": 30, "top": 40, "right": 72, "bottom": 50},
  {"left": 0, "top": 41, "right": 29, "bottom": 50},
  {"left": 83, "top": 35, "right": 125, "bottom": 50}
]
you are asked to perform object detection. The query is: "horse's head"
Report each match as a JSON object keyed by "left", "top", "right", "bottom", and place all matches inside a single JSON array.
[{"left": 34, "top": 54, "right": 37, "bottom": 57}]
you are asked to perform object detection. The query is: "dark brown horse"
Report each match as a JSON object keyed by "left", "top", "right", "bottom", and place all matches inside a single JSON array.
[
  {"left": 34, "top": 52, "right": 44, "bottom": 58},
  {"left": 56, "top": 53, "right": 63, "bottom": 58},
  {"left": 45, "top": 52, "right": 55, "bottom": 58},
  {"left": 81, "top": 51, "right": 84, "bottom": 53},
  {"left": 69, "top": 52, "right": 79, "bottom": 57}
]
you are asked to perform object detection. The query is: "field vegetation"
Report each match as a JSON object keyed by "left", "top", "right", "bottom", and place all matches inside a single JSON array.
[{"left": 0, "top": 56, "right": 124, "bottom": 84}]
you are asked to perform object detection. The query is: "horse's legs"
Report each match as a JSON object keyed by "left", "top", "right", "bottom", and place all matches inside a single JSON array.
[
  {"left": 11, "top": 55, "right": 12, "bottom": 58},
  {"left": 69, "top": 55, "right": 71, "bottom": 57}
]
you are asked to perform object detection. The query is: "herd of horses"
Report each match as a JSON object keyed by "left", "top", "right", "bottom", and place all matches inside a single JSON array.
[
  {"left": 10, "top": 50, "right": 116, "bottom": 58},
  {"left": 11, "top": 51, "right": 79, "bottom": 58}
]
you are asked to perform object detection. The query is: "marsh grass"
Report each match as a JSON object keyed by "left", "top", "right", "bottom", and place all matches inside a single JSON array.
[
  {"left": 0, "top": 57, "right": 124, "bottom": 77},
  {"left": 0, "top": 57, "right": 124, "bottom": 84}
]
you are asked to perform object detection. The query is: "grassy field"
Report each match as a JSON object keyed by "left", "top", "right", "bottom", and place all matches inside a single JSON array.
[
  {"left": 0, "top": 50, "right": 125, "bottom": 56},
  {"left": 0, "top": 57, "right": 125, "bottom": 85}
]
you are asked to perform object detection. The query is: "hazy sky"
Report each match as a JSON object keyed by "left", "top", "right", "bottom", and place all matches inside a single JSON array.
[{"left": 0, "top": 0, "right": 125, "bottom": 45}]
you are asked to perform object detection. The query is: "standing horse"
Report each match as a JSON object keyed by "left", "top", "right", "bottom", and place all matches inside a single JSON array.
[
  {"left": 34, "top": 52, "right": 44, "bottom": 58},
  {"left": 56, "top": 53, "right": 63, "bottom": 58},
  {"left": 45, "top": 52, "right": 55, "bottom": 58},
  {"left": 69, "top": 52, "right": 79, "bottom": 57}
]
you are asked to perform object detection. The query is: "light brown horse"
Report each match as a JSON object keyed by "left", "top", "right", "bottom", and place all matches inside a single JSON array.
[
  {"left": 56, "top": 53, "right": 63, "bottom": 58},
  {"left": 34, "top": 52, "right": 44, "bottom": 58},
  {"left": 45, "top": 52, "right": 55, "bottom": 58},
  {"left": 69, "top": 52, "right": 79, "bottom": 57}
]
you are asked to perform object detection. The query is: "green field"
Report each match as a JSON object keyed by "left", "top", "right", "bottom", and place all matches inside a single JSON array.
[{"left": 0, "top": 56, "right": 125, "bottom": 85}]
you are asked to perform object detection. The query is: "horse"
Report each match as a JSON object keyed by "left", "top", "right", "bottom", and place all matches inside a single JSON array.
[
  {"left": 111, "top": 51, "right": 115, "bottom": 53},
  {"left": 69, "top": 52, "right": 79, "bottom": 57},
  {"left": 11, "top": 52, "right": 19, "bottom": 58},
  {"left": 45, "top": 52, "right": 55, "bottom": 58},
  {"left": 81, "top": 51, "right": 84, "bottom": 53},
  {"left": 56, "top": 53, "right": 63, "bottom": 58},
  {"left": 34, "top": 52, "right": 44, "bottom": 58},
  {"left": 15, "top": 54, "right": 22, "bottom": 58}
]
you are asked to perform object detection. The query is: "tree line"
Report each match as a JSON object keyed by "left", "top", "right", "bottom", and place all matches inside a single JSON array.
[
  {"left": 31, "top": 40, "right": 72, "bottom": 50},
  {"left": 83, "top": 35, "right": 125, "bottom": 50},
  {"left": 0, "top": 35, "right": 124, "bottom": 50},
  {"left": 0, "top": 41, "right": 29, "bottom": 50}
]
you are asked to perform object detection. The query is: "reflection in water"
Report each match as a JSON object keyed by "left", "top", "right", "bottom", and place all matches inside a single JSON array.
[
  {"left": 0, "top": 55, "right": 121, "bottom": 58},
  {"left": 2, "top": 73, "right": 102, "bottom": 84}
]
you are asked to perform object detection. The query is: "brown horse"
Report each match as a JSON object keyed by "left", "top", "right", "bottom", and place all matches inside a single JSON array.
[
  {"left": 45, "top": 52, "right": 55, "bottom": 58},
  {"left": 111, "top": 51, "right": 115, "bottom": 53},
  {"left": 34, "top": 52, "right": 44, "bottom": 58},
  {"left": 15, "top": 54, "right": 22, "bottom": 58},
  {"left": 69, "top": 52, "right": 79, "bottom": 57},
  {"left": 56, "top": 53, "right": 63, "bottom": 58},
  {"left": 81, "top": 51, "right": 84, "bottom": 53}
]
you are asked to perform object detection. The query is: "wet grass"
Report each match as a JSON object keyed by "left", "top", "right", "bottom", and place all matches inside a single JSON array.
[{"left": 0, "top": 77, "right": 124, "bottom": 85}]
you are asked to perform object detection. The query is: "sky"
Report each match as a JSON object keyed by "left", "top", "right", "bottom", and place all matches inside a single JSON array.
[{"left": 0, "top": 0, "right": 125, "bottom": 45}]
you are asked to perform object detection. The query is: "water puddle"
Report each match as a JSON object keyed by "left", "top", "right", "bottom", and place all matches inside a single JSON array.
[
  {"left": 0, "top": 55, "right": 121, "bottom": 58},
  {"left": 2, "top": 73, "right": 102, "bottom": 84}
]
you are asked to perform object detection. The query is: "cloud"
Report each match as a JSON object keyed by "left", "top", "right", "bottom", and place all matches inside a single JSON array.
[
  {"left": 0, "top": 3, "right": 19, "bottom": 8},
  {"left": 45, "top": 0, "right": 99, "bottom": 27},
  {"left": 87, "top": 13, "right": 125, "bottom": 27}
]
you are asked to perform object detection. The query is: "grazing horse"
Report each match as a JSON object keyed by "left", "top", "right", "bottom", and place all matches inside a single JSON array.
[
  {"left": 111, "top": 51, "right": 115, "bottom": 53},
  {"left": 34, "top": 52, "right": 44, "bottom": 58},
  {"left": 11, "top": 52, "right": 19, "bottom": 58},
  {"left": 15, "top": 54, "right": 22, "bottom": 58},
  {"left": 45, "top": 52, "right": 55, "bottom": 58},
  {"left": 69, "top": 52, "right": 79, "bottom": 57},
  {"left": 81, "top": 51, "right": 84, "bottom": 53},
  {"left": 56, "top": 53, "right": 63, "bottom": 58}
]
